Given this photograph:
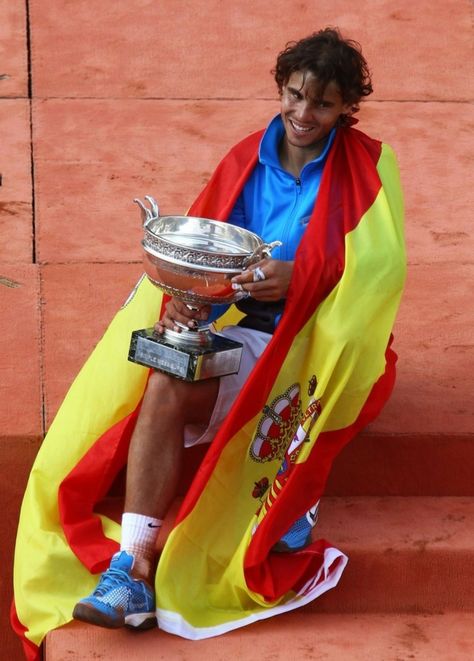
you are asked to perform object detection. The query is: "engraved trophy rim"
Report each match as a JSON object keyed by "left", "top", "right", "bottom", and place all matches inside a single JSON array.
[{"left": 143, "top": 214, "right": 264, "bottom": 272}]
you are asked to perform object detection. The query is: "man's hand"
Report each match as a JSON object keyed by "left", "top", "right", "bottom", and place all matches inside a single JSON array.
[
  {"left": 155, "top": 297, "right": 211, "bottom": 334},
  {"left": 231, "top": 259, "right": 294, "bottom": 301}
]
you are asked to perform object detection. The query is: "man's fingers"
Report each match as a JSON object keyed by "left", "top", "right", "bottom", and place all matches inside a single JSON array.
[
  {"left": 155, "top": 301, "right": 210, "bottom": 334},
  {"left": 239, "top": 282, "right": 281, "bottom": 300},
  {"left": 154, "top": 318, "right": 181, "bottom": 333}
]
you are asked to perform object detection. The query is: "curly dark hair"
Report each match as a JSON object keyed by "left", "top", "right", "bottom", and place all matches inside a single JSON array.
[{"left": 273, "top": 28, "right": 373, "bottom": 112}]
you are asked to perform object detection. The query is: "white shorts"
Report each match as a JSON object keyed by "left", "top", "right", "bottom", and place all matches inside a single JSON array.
[{"left": 183, "top": 326, "right": 272, "bottom": 447}]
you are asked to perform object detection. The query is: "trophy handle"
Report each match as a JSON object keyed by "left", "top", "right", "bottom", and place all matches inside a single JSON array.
[
  {"left": 134, "top": 196, "right": 160, "bottom": 227},
  {"left": 242, "top": 240, "right": 282, "bottom": 268}
]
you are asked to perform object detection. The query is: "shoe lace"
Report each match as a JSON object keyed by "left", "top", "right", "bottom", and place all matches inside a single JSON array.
[{"left": 93, "top": 567, "right": 132, "bottom": 597}]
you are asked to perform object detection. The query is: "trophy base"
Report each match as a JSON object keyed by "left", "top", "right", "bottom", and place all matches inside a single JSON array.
[{"left": 128, "top": 328, "right": 243, "bottom": 381}]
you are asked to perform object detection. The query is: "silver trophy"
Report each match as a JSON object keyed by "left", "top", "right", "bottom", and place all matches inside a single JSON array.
[{"left": 128, "top": 196, "right": 281, "bottom": 381}]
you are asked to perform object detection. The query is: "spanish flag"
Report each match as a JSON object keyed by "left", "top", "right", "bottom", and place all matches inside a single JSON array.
[{"left": 12, "top": 125, "right": 406, "bottom": 657}]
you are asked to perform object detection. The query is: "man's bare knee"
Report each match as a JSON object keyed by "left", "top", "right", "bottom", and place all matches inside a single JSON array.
[
  {"left": 142, "top": 370, "right": 219, "bottom": 425},
  {"left": 143, "top": 370, "right": 187, "bottom": 412}
]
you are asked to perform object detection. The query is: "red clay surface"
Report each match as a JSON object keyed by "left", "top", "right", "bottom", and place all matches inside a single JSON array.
[
  {"left": 29, "top": 0, "right": 472, "bottom": 102},
  {"left": 32, "top": 98, "right": 275, "bottom": 263},
  {"left": 2, "top": 1, "right": 473, "bottom": 660},
  {"left": 0, "top": 100, "right": 33, "bottom": 263},
  {"left": 41, "top": 262, "right": 143, "bottom": 427},
  {"left": 38, "top": 261, "right": 473, "bottom": 435},
  {"left": 105, "top": 494, "right": 474, "bottom": 613},
  {"left": 46, "top": 613, "right": 474, "bottom": 661},
  {"left": 0, "top": 1, "right": 28, "bottom": 98},
  {"left": 31, "top": 100, "right": 474, "bottom": 265},
  {"left": 0, "top": 265, "right": 41, "bottom": 436}
]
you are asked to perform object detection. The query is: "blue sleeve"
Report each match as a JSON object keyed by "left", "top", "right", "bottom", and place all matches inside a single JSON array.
[{"left": 227, "top": 191, "right": 246, "bottom": 229}]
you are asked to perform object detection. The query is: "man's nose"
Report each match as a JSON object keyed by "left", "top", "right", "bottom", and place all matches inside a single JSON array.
[{"left": 294, "top": 100, "right": 313, "bottom": 121}]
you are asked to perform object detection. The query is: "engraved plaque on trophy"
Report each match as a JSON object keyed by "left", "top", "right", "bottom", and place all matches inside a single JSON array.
[{"left": 128, "top": 196, "right": 280, "bottom": 382}]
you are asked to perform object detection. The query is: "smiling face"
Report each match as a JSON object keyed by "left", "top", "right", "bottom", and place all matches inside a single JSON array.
[{"left": 280, "top": 70, "right": 353, "bottom": 160}]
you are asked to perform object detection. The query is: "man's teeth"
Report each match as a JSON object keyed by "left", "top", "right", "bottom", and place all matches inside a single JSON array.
[{"left": 290, "top": 120, "right": 313, "bottom": 133}]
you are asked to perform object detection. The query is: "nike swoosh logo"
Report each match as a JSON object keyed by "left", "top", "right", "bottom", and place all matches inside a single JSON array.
[{"left": 147, "top": 523, "right": 160, "bottom": 528}]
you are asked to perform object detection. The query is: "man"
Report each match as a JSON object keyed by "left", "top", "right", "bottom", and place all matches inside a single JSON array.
[{"left": 72, "top": 27, "right": 403, "bottom": 630}]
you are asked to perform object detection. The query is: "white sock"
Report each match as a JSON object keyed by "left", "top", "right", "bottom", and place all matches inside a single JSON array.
[{"left": 120, "top": 512, "right": 162, "bottom": 580}]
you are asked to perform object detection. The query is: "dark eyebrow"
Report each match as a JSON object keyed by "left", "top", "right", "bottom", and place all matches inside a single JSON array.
[
  {"left": 287, "top": 85, "right": 303, "bottom": 96},
  {"left": 287, "top": 85, "right": 336, "bottom": 107}
]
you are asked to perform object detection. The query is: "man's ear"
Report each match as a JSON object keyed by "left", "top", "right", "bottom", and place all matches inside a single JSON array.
[{"left": 343, "top": 103, "right": 357, "bottom": 116}]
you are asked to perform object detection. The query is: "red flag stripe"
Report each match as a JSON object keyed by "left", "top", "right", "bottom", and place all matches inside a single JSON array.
[
  {"left": 10, "top": 601, "right": 40, "bottom": 661},
  {"left": 57, "top": 408, "right": 139, "bottom": 571}
]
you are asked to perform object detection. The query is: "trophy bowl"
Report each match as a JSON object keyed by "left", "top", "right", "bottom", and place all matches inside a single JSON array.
[
  {"left": 128, "top": 196, "right": 281, "bottom": 381},
  {"left": 141, "top": 209, "right": 274, "bottom": 306}
]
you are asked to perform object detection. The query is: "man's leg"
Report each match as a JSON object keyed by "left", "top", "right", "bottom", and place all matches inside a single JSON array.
[
  {"left": 73, "top": 370, "right": 219, "bottom": 629},
  {"left": 125, "top": 369, "right": 219, "bottom": 518},
  {"left": 122, "top": 370, "right": 219, "bottom": 581}
]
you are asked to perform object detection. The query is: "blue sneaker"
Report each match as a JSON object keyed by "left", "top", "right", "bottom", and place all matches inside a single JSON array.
[
  {"left": 72, "top": 551, "right": 156, "bottom": 629},
  {"left": 272, "top": 502, "right": 319, "bottom": 553}
]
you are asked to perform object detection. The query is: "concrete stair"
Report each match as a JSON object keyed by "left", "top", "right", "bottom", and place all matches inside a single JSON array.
[
  {"left": 87, "top": 495, "right": 474, "bottom": 614},
  {"left": 44, "top": 493, "right": 474, "bottom": 659},
  {"left": 44, "top": 464, "right": 474, "bottom": 659},
  {"left": 45, "top": 614, "right": 474, "bottom": 661}
]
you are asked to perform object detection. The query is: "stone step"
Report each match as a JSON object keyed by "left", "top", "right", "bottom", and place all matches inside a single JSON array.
[
  {"left": 325, "top": 433, "right": 474, "bottom": 497},
  {"left": 179, "top": 433, "right": 474, "bottom": 498},
  {"left": 7, "top": 450, "right": 473, "bottom": 661},
  {"left": 94, "top": 496, "right": 474, "bottom": 615},
  {"left": 45, "top": 612, "right": 474, "bottom": 661},
  {"left": 44, "top": 496, "right": 474, "bottom": 659},
  {"left": 305, "top": 496, "right": 473, "bottom": 613}
]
